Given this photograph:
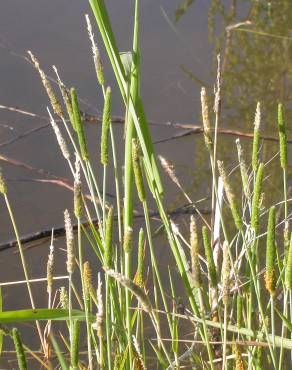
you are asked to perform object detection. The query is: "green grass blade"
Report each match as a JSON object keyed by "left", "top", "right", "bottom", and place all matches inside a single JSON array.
[
  {"left": 50, "top": 333, "right": 69, "bottom": 370},
  {"left": 88, "top": 0, "right": 163, "bottom": 196},
  {"left": 0, "top": 309, "right": 92, "bottom": 323}
]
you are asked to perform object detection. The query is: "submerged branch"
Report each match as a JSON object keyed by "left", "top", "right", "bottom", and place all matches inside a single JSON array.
[
  {"left": 1, "top": 104, "right": 290, "bottom": 150},
  {"left": 0, "top": 203, "right": 210, "bottom": 252}
]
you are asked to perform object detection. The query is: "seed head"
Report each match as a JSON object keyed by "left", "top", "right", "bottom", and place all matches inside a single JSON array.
[
  {"left": 48, "top": 109, "right": 70, "bottom": 160},
  {"left": 70, "top": 320, "right": 80, "bottom": 369},
  {"left": 71, "top": 88, "right": 89, "bottom": 161},
  {"left": 12, "top": 328, "right": 28, "bottom": 370},
  {"left": 104, "top": 206, "right": 114, "bottom": 268},
  {"left": 222, "top": 241, "right": 230, "bottom": 306},
  {"left": 123, "top": 227, "right": 133, "bottom": 253},
  {"left": 28, "top": 51, "right": 63, "bottom": 117},
  {"left": 252, "top": 102, "right": 261, "bottom": 172},
  {"left": 202, "top": 226, "right": 217, "bottom": 287},
  {"left": 105, "top": 269, "right": 152, "bottom": 313},
  {"left": 233, "top": 344, "right": 245, "bottom": 370},
  {"left": 83, "top": 261, "right": 92, "bottom": 299},
  {"left": 217, "top": 160, "right": 243, "bottom": 230},
  {"left": 101, "top": 87, "right": 111, "bottom": 165},
  {"left": 236, "top": 294, "right": 243, "bottom": 329},
  {"left": 53, "top": 66, "right": 75, "bottom": 129},
  {"left": 59, "top": 286, "right": 69, "bottom": 309},
  {"left": 265, "top": 206, "right": 276, "bottom": 295},
  {"left": 132, "top": 335, "right": 146, "bottom": 370},
  {"left": 158, "top": 155, "right": 181, "bottom": 189},
  {"left": 85, "top": 14, "right": 105, "bottom": 86},
  {"left": 236, "top": 138, "right": 250, "bottom": 199},
  {"left": 214, "top": 54, "right": 221, "bottom": 116},
  {"left": 278, "top": 103, "right": 288, "bottom": 169},
  {"left": 201, "top": 87, "right": 213, "bottom": 149},
  {"left": 190, "top": 216, "right": 202, "bottom": 288},
  {"left": 64, "top": 209, "right": 75, "bottom": 274},
  {"left": 251, "top": 163, "right": 264, "bottom": 234},
  {"left": 136, "top": 228, "right": 145, "bottom": 288},
  {"left": 94, "top": 273, "right": 104, "bottom": 338},
  {"left": 0, "top": 168, "right": 7, "bottom": 194},
  {"left": 132, "top": 139, "right": 146, "bottom": 202},
  {"left": 46, "top": 241, "right": 54, "bottom": 294}
]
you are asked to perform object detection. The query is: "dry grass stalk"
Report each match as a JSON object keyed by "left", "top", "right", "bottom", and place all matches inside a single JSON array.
[{"left": 105, "top": 269, "right": 152, "bottom": 313}]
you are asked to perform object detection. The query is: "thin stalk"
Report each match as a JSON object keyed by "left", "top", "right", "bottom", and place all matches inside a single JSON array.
[
  {"left": 241, "top": 231, "right": 277, "bottom": 368},
  {"left": 153, "top": 189, "right": 215, "bottom": 369},
  {"left": 77, "top": 218, "right": 92, "bottom": 369},
  {"left": 142, "top": 201, "right": 172, "bottom": 331},
  {"left": 123, "top": 2, "right": 140, "bottom": 367},
  {"left": 68, "top": 274, "right": 73, "bottom": 345},
  {"left": 102, "top": 164, "right": 107, "bottom": 235},
  {"left": 85, "top": 297, "right": 93, "bottom": 370},
  {"left": 283, "top": 168, "right": 288, "bottom": 221},
  {"left": 271, "top": 296, "right": 275, "bottom": 350},
  {"left": 102, "top": 83, "right": 122, "bottom": 244},
  {"left": 223, "top": 304, "right": 228, "bottom": 370},
  {"left": 105, "top": 276, "right": 112, "bottom": 369},
  {"left": 4, "top": 195, "right": 45, "bottom": 352},
  {"left": 211, "top": 55, "right": 221, "bottom": 240},
  {"left": 60, "top": 115, "right": 103, "bottom": 227},
  {"left": 279, "top": 288, "right": 288, "bottom": 368},
  {"left": 290, "top": 289, "right": 292, "bottom": 364}
]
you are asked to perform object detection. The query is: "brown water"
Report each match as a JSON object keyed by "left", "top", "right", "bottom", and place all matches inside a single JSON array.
[{"left": 0, "top": 0, "right": 292, "bottom": 367}]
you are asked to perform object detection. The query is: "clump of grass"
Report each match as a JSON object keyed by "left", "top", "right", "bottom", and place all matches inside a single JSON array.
[{"left": 2, "top": 1, "right": 292, "bottom": 369}]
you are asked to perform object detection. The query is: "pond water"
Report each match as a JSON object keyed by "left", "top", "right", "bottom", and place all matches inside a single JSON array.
[{"left": 0, "top": 0, "right": 292, "bottom": 367}]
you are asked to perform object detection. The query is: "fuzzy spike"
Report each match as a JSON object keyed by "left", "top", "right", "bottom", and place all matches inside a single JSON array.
[
  {"left": 64, "top": 209, "right": 75, "bottom": 274},
  {"left": 0, "top": 168, "right": 7, "bottom": 194},
  {"left": 265, "top": 206, "right": 276, "bottom": 295},
  {"left": 101, "top": 87, "right": 111, "bottom": 165},
  {"left": 190, "top": 216, "right": 202, "bottom": 288},
  {"left": 28, "top": 51, "right": 63, "bottom": 117},
  {"left": 252, "top": 102, "right": 261, "bottom": 172},
  {"left": 217, "top": 160, "right": 243, "bottom": 230},
  {"left": 278, "top": 103, "right": 288, "bottom": 169},
  {"left": 202, "top": 226, "right": 217, "bottom": 287},
  {"left": 104, "top": 206, "right": 114, "bottom": 268},
  {"left": 132, "top": 139, "right": 146, "bottom": 202},
  {"left": 251, "top": 163, "right": 264, "bottom": 233},
  {"left": 71, "top": 88, "right": 89, "bottom": 161},
  {"left": 201, "top": 87, "right": 213, "bottom": 149},
  {"left": 12, "top": 328, "right": 28, "bottom": 370}
]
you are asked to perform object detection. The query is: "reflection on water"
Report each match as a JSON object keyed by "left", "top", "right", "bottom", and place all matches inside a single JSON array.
[{"left": 181, "top": 0, "right": 292, "bottom": 217}]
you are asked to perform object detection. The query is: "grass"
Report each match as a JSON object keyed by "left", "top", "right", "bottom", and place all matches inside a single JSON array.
[{"left": 0, "top": 0, "right": 292, "bottom": 369}]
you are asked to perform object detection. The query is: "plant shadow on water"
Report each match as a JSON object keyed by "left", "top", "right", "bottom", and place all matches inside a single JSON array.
[{"left": 0, "top": 0, "right": 292, "bottom": 369}]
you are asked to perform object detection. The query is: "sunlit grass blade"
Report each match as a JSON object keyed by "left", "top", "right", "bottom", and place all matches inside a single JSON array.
[{"left": 0, "top": 309, "right": 91, "bottom": 323}]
